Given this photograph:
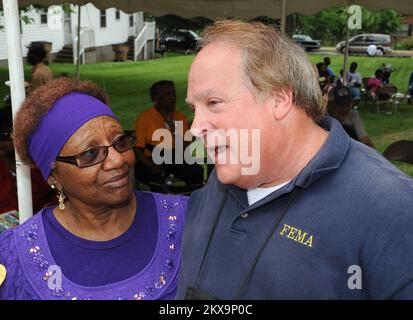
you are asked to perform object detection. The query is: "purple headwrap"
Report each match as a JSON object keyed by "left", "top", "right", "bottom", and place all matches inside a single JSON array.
[{"left": 28, "top": 92, "right": 118, "bottom": 180}]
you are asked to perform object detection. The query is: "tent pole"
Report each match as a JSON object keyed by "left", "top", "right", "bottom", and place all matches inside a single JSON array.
[
  {"left": 2, "top": 0, "right": 33, "bottom": 223},
  {"left": 342, "top": 0, "right": 351, "bottom": 86},
  {"left": 280, "top": 0, "right": 286, "bottom": 33},
  {"left": 76, "top": 4, "right": 81, "bottom": 79}
]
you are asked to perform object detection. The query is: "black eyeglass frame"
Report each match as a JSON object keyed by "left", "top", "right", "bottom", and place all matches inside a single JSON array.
[{"left": 55, "top": 133, "right": 136, "bottom": 168}]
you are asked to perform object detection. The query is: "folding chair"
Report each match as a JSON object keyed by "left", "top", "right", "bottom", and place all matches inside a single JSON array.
[
  {"left": 375, "top": 85, "right": 398, "bottom": 114},
  {"left": 361, "top": 77, "right": 371, "bottom": 108},
  {"left": 383, "top": 140, "right": 413, "bottom": 164}
]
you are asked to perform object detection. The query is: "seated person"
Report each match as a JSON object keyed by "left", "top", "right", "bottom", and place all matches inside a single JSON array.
[
  {"left": 346, "top": 62, "right": 362, "bottom": 107},
  {"left": 0, "top": 106, "right": 57, "bottom": 215},
  {"left": 336, "top": 69, "right": 344, "bottom": 86},
  {"left": 26, "top": 42, "right": 53, "bottom": 95},
  {"left": 380, "top": 63, "right": 393, "bottom": 85},
  {"left": 323, "top": 57, "right": 336, "bottom": 81},
  {"left": 367, "top": 69, "right": 384, "bottom": 98},
  {"left": 134, "top": 80, "right": 204, "bottom": 186},
  {"left": 327, "top": 85, "right": 374, "bottom": 148},
  {"left": 408, "top": 72, "right": 413, "bottom": 104},
  {"left": 316, "top": 62, "right": 331, "bottom": 95}
]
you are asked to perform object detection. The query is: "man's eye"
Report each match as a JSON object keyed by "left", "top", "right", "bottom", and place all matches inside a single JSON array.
[{"left": 207, "top": 100, "right": 221, "bottom": 107}]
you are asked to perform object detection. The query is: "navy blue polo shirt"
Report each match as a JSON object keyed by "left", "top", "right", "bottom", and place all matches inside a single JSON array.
[{"left": 177, "top": 117, "right": 413, "bottom": 299}]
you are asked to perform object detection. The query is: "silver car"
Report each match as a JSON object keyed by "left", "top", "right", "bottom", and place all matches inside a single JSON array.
[{"left": 336, "top": 34, "right": 393, "bottom": 55}]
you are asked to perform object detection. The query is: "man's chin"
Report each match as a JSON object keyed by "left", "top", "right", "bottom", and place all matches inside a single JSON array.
[
  {"left": 215, "top": 165, "right": 237, "bottom": 184},
  {"left": 216, "top": 164, "right": 255, "bottom": 188},
  {"left": 216, "top": 164, "right": 260, "bottom": 189}
]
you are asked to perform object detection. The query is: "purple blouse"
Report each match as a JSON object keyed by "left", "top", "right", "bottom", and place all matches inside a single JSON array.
[
  {"left": 42, "top": 191, "right": 158, "bottom": 287},
  {"left": 0, "top": 191, "right": 187, "bottom": 300}
]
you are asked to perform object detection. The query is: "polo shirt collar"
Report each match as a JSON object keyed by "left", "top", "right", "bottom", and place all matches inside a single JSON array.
[{"left": 293, "top": 116, "right": 349, "bottom": 188}]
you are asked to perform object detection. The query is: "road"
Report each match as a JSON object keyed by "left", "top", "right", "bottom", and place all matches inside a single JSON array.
[{"left": 310, "top": 47, "right": 413, "bottom": 58}]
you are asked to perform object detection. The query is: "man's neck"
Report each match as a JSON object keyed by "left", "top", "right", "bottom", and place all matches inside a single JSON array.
[
  {"left": 155, "top": 105, "right": 174, "bottom": 117},
  {"left": 32, "top": 62, "right": 44, "bottom": 70},
  {"left": 260, "top": 113, "right": 328, "bottom": 188}
]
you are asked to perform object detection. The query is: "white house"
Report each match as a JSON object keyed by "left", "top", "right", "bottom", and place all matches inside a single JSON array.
[{"left": 0, "top": 4, "right": 155, "bottom": 65}]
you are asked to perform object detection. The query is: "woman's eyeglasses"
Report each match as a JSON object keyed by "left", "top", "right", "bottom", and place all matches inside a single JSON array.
[{"left": 55, "top": 133, "right": 136, "bottom": 168}]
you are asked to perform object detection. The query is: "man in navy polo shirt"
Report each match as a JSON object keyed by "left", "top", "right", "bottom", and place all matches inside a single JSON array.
[{"left": 177, "top": 20, "right": 413, "bottom": 300}]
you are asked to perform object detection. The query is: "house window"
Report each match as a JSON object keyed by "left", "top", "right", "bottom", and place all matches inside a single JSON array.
[
  {"left": 116, "top": 9, "right": 120, "bottom": 20},
  {"left": 40, "top": 10, "right": 47, "bottom": 24},
  {"left": 129, "top": 15, "right": 133, "bottom": 27},
  {"left": 100, "top": 9, "right": 107, "bottom": 28}
]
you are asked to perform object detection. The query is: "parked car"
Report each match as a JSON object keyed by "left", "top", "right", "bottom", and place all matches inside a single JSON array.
[
  {"left": 292, "top": 35, "right": 321, "bottom": 51},
  {"left": 336, "top": 34, "right": 393, "bottom": 55},
  {"left": 160, "top": 29, "right": 200, "bottom": 53}
]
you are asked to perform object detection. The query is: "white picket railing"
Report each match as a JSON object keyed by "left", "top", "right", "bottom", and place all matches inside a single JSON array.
[
  {"left": 73, "top": 27, "right": 95, "bottom": 65},
  {"left": 71, "top": 22, "right": 154, "bottom": 64},
  {"left": 134, "top": 21, "right": 156, "bottom": 61}
]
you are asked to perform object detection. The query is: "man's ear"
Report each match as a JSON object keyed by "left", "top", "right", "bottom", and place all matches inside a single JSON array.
[{"left": 270, "top": 88, "right": 293, "bottom": 121}]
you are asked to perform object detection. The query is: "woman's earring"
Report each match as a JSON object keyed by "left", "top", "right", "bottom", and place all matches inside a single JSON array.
[
  {"left": 57, "top": 190, "right": 66, "bottom": 210},
  {"left": 50, "top": 184, "right": 56, "bottom": 190}
]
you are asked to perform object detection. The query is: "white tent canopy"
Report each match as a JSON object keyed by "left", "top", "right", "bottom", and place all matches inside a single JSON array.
[
  {"left": 8, "top": 0, "right": 413, "bottom": 19},
  {"left": 2, "top": 0, "right": 413, "bottom": 223}
]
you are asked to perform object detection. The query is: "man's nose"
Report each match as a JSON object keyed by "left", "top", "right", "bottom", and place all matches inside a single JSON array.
[{"left": 190, "top": 107, "right": 213, "bottom": 138}]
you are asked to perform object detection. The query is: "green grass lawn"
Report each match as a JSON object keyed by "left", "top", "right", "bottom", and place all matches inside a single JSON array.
[{"left": 1, "top": 52, "right": 412, "bottom": 176}]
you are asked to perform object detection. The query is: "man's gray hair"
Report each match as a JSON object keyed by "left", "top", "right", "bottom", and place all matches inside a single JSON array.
[{"left": 199, "top": 20, "right": 325, "bottom": 122}]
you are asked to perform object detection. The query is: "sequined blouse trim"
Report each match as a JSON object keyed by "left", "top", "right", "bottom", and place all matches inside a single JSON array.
[{"left": 14, "top": 192, "right": 186, "bottom": 300}]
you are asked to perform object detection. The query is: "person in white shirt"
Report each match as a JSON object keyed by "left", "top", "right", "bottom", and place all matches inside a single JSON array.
[{"left": 346, "top": 62, "right": 362, "bottom": 108}]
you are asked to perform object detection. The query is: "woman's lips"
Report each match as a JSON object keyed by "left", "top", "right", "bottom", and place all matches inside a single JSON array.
[{"left": 103, "top": 171, "right": 130, "bottom": 188}]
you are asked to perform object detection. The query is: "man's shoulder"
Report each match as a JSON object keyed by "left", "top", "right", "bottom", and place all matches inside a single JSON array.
[
  {"left": 139, "top": 106, "right": 156, "bottom": 117},
  {"left": 347, "top": 110, "right": 363, "bottom": 125},
  {"left": 343, "top": 140, "right": 413, "bottom": 201},
  {"left": 36, "top": 63, "right": 52, "bottom": 75},
  {"left": 135, "top": 106, "right": 156, "bottom": 124},
  {"left": 173, "top": 110, "right": 189, "bottom": 122},
  {"left": 188, "top": 171, "right": 223, "bottom": 209}
]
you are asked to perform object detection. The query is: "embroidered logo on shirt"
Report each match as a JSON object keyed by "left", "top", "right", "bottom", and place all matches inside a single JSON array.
[{"left": 279, "top": 224, "right": 313, "bottom": 247}]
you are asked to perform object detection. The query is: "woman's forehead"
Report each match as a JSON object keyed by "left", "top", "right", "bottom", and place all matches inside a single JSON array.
[
  {"left": 77, "top": 116, "right": 121, "bottom": 133},
  {"left": 64, "top": 116, "right": 122, "bottom": 151}
]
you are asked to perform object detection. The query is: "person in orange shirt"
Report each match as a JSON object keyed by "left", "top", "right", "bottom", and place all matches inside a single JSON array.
[{"left": 134, "top": 80, "right": 204, "bottom": 185}]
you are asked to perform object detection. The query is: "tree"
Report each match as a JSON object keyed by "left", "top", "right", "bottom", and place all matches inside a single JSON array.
[
  {"left": 145, "top": 13, "right": 212, "bottom": 35},
  {"left": 292, "top": 6, "right": 402, "bottom": 45},
  {"left": 0, "top": 4, "right": 72, "bottom": 30}
]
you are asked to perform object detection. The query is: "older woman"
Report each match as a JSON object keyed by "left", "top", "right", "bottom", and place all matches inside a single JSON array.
[{"left": 0, "top": 78, "right": 187, "bottom": 300}]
